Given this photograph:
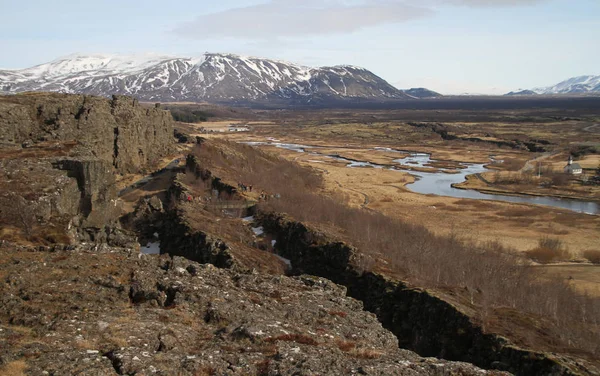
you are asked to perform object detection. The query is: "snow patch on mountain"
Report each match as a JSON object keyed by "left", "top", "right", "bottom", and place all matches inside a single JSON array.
[
  {"left": 533, "top": 75, "right": 600, "bottom": 94},
  {"left": 0, "top": 53, "right": 412, "bottom": 104}
]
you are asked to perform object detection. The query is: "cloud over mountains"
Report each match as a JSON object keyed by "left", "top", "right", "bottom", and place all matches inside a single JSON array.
[{"left": 174, "top": 0, "right": 549, "bottom": 39}]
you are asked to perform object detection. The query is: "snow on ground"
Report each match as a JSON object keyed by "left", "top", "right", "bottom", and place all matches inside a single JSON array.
[
  {"left": 242, "top": 216, "right": 255, "bottom": 222},
  {"left": 252, "top": 226, "right": 264, "bottom": 236},
  {"left": 141, "top": 242, "right": 161, "bottom": 255},
  {"left": 271, "top": 240, "right": 277, "bottom": 247}
]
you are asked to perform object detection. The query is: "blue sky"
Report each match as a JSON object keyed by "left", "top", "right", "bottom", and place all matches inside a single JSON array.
[{"left": 1, "top": 0, "right": 598, "bottom": 94}]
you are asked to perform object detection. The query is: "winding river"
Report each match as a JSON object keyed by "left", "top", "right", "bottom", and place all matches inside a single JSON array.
[{"left": 246, "top": 142, "right": 599, "bottom": 215}]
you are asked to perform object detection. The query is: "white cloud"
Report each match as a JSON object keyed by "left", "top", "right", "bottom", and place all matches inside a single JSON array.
[
  {"left": 173, "top": 0, "right": 551, "bottom": 40},
  {"left": 443, "top": 0, "right": 546, "bottom": 6},
  {"left": 174, "top": 0, "right": 433, "bottom": 39}
]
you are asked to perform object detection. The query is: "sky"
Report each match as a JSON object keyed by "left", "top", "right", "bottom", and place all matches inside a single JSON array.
[{"left": 0, "top": 0, "right": 599, "bottom": 94}]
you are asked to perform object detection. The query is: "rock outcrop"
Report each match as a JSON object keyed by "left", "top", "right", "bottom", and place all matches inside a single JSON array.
[
  {"left": 0, "top": 93, "right": 176, "bottom": 244},
  {"left": 156, "top": 168, "right": 282, "bottom": 274},
  {"left": 159, "top": 207, "right": 237, "bottom": 270},
  {"left": 257, "top": 211, "right": 594, "bottom": 376},
  {"left": 0, "top": 242, "right": 507, "bottom": 375},
  {"left": 0, "top": 93, "right": 175, "bottom": 174}
]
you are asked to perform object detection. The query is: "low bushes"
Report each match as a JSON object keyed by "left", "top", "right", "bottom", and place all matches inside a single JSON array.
[
  {"left": 191, "top": 139, "right": 600, "bottom": 359},
  {"left": 526, "top": 237, "right": 571, "bottom": 264},
  {"left": 583, "top": 250, "right": 600, "bottom": 264}
]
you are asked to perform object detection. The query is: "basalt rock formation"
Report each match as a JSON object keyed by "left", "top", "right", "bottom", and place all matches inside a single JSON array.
[
  {"left": 154, "top": 162, "right": 284, "bottom": 274},
  {"left": 256, "top": 211, "right": 593, "bottom": 376},
  {"left": 0, "top": 242, "right": 507, "bottom": 375},
  {"left": 406, "top": 122, "right": 550, "bottom": 152},
  {"left": 0, "top": 93, "right": 175, "bottom": 174},
  {"left": 0, "top": 93, "right": 176, "bottom": 244}
]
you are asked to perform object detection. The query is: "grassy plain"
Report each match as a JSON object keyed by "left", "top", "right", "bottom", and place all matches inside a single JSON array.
[{"left": 175, "top": 101, "right": 600, "bottom": 295}]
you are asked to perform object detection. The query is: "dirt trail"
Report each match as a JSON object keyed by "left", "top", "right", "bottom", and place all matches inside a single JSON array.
[{"left": 520, "top": 151, "right": 560, "bottom": 173}]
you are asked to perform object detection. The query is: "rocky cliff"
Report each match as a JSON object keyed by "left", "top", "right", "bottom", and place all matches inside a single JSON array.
[
  {"left": 125, "top": 157, "right": 594, "bottom": 375},
  {"left": 0, "top": 93, "right": 176, "bottom": 244},
  {"left": 257, "top": 211, "right": 594, "bottom": 376},
  {"left": 150, "top": 161, "right": 286, "bottom": 275},
  {"left": 0, "top": 92, "right": 175, "bottom": 174}
]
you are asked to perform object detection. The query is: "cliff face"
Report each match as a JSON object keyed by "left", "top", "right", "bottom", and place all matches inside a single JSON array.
[
  {"left": 0, "top": 93, "right": 176, "bottom": 244},
  {"left": 0, "top": 93, "right": 175, "bottom": 174},
  {"left": 257, "top": 211, "right": 593, "bottom": 376}
]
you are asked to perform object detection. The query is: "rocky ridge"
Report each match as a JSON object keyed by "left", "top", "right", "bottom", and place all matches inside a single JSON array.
[
  {"left": 0, "top": 242, "right": 507, "bottom": 375},
  {"left": 255, "top": 211, "right": 595, "bottom": 376},
  {"left": 0, "top": 93, "right": 175, "bottom": 244},
  {"left": 127, "top": 153, "right": 594, "bottom": 375},
  {"left": 0, "top": 93, "right": 175, "bottom": 173}
]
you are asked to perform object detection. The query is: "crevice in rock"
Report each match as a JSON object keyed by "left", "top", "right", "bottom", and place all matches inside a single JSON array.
[
  {"left": 113, "top": 127, "right": 120, "bottom": 169},
  {"left": 162, "top": 286, "right": 178, "bottom": 308},
  {"left": 256, "top": 211, "right": 582, "bottom": 376},
  {"left": 104, "top": 350, "right": 125, "bottom": 375},
  {"left": 406, "top": 122, "right": 549, "bottom": 152}
]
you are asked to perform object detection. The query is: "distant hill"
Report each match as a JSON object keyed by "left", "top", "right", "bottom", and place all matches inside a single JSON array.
[
  {"left": 403, "top": 88, "right": 443, "bottom": 98},
  {"left": 0, "top": 53, "right": 427, "bottom": 106},
  {"left": 505, "top": 90, "right": 538, "bottom": 96}
]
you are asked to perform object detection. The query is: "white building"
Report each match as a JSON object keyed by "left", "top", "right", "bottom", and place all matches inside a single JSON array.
[{"left": 563, "top": 156, "right": 583, "bottom": 175}]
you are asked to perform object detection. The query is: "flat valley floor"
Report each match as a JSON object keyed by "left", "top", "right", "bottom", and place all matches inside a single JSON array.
[{"left": 173, "top": 101, "right": 600, "bottom": 296}]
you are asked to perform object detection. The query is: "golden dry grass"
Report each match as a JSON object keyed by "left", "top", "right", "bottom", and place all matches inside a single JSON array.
[{"left": 0, "top": 360, "right": 28, "bottom": 376}]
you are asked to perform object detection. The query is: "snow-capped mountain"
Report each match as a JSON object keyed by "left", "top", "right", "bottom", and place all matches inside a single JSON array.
[
  {"left": 0, "top": 53, "right": 412, "bottom": 104},
  {"left": 533, "top": 75, "right": 600, "bottom": 95}
]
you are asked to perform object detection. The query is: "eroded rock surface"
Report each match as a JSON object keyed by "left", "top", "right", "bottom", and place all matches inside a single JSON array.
[
  {"left": 0, "top": 243, "right": 506, "bottom": 376},
  {"left": 0, "top": 93, "right": 175, "bottom": 173},
  {"left": 0, "top": 93, "right": 176, "bottom": 244}
]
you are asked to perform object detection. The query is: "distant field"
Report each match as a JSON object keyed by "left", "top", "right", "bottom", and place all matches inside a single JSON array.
[{"left": 178, "top": 101, "right": 600, "bottom": 266}]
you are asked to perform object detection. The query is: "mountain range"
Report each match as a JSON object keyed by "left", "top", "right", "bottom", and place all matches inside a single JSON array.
[
  {"left": 507, "top": 75, "right": 600, "bottom": 96},
  {"left": 0, "top": 53, "right": 440, "bottom": 105}
]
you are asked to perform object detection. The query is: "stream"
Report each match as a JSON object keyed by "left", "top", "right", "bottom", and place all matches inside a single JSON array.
[{"left": 246, "top": 141, "right": 599, "bottom": 215}]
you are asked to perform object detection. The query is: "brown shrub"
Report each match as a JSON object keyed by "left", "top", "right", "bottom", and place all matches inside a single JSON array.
[
  {"left": 526, "top": 237, "right": 571, "bottom": 264},
  {"left": 350, "top": 348, "right": 383, "bottom": 359},
  {"left": 336, "top": 340, "right": 356, "bottom": 352},
  {"left": 493, "top": 171, "right": 536, "bottom": 185},
  {"left": 550, "top": 173, "right": 570, "bottom": 187},
  {"left": 538, "top": 236, "right": 565, "bottom": 251},
  {"left": 0, "top": 360, "right": 27, "bottom": 376},
  {"left": 526, "top": 248, "right": 571, "bottom": 264},
  {"left": 265, "top": 333, "right": 319, "bottom": 346},
  {"left": 328, "top": 310, "right": 347, "bottom": 318},
  {"left": 259, "top": 170, "right": 600, "bottom": 357},
  {"left": 191, "top": 140, "right": 323, "bottom": 197},
  {"left": 583, "top": 250, "right": 600, "bottom": 264}
]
